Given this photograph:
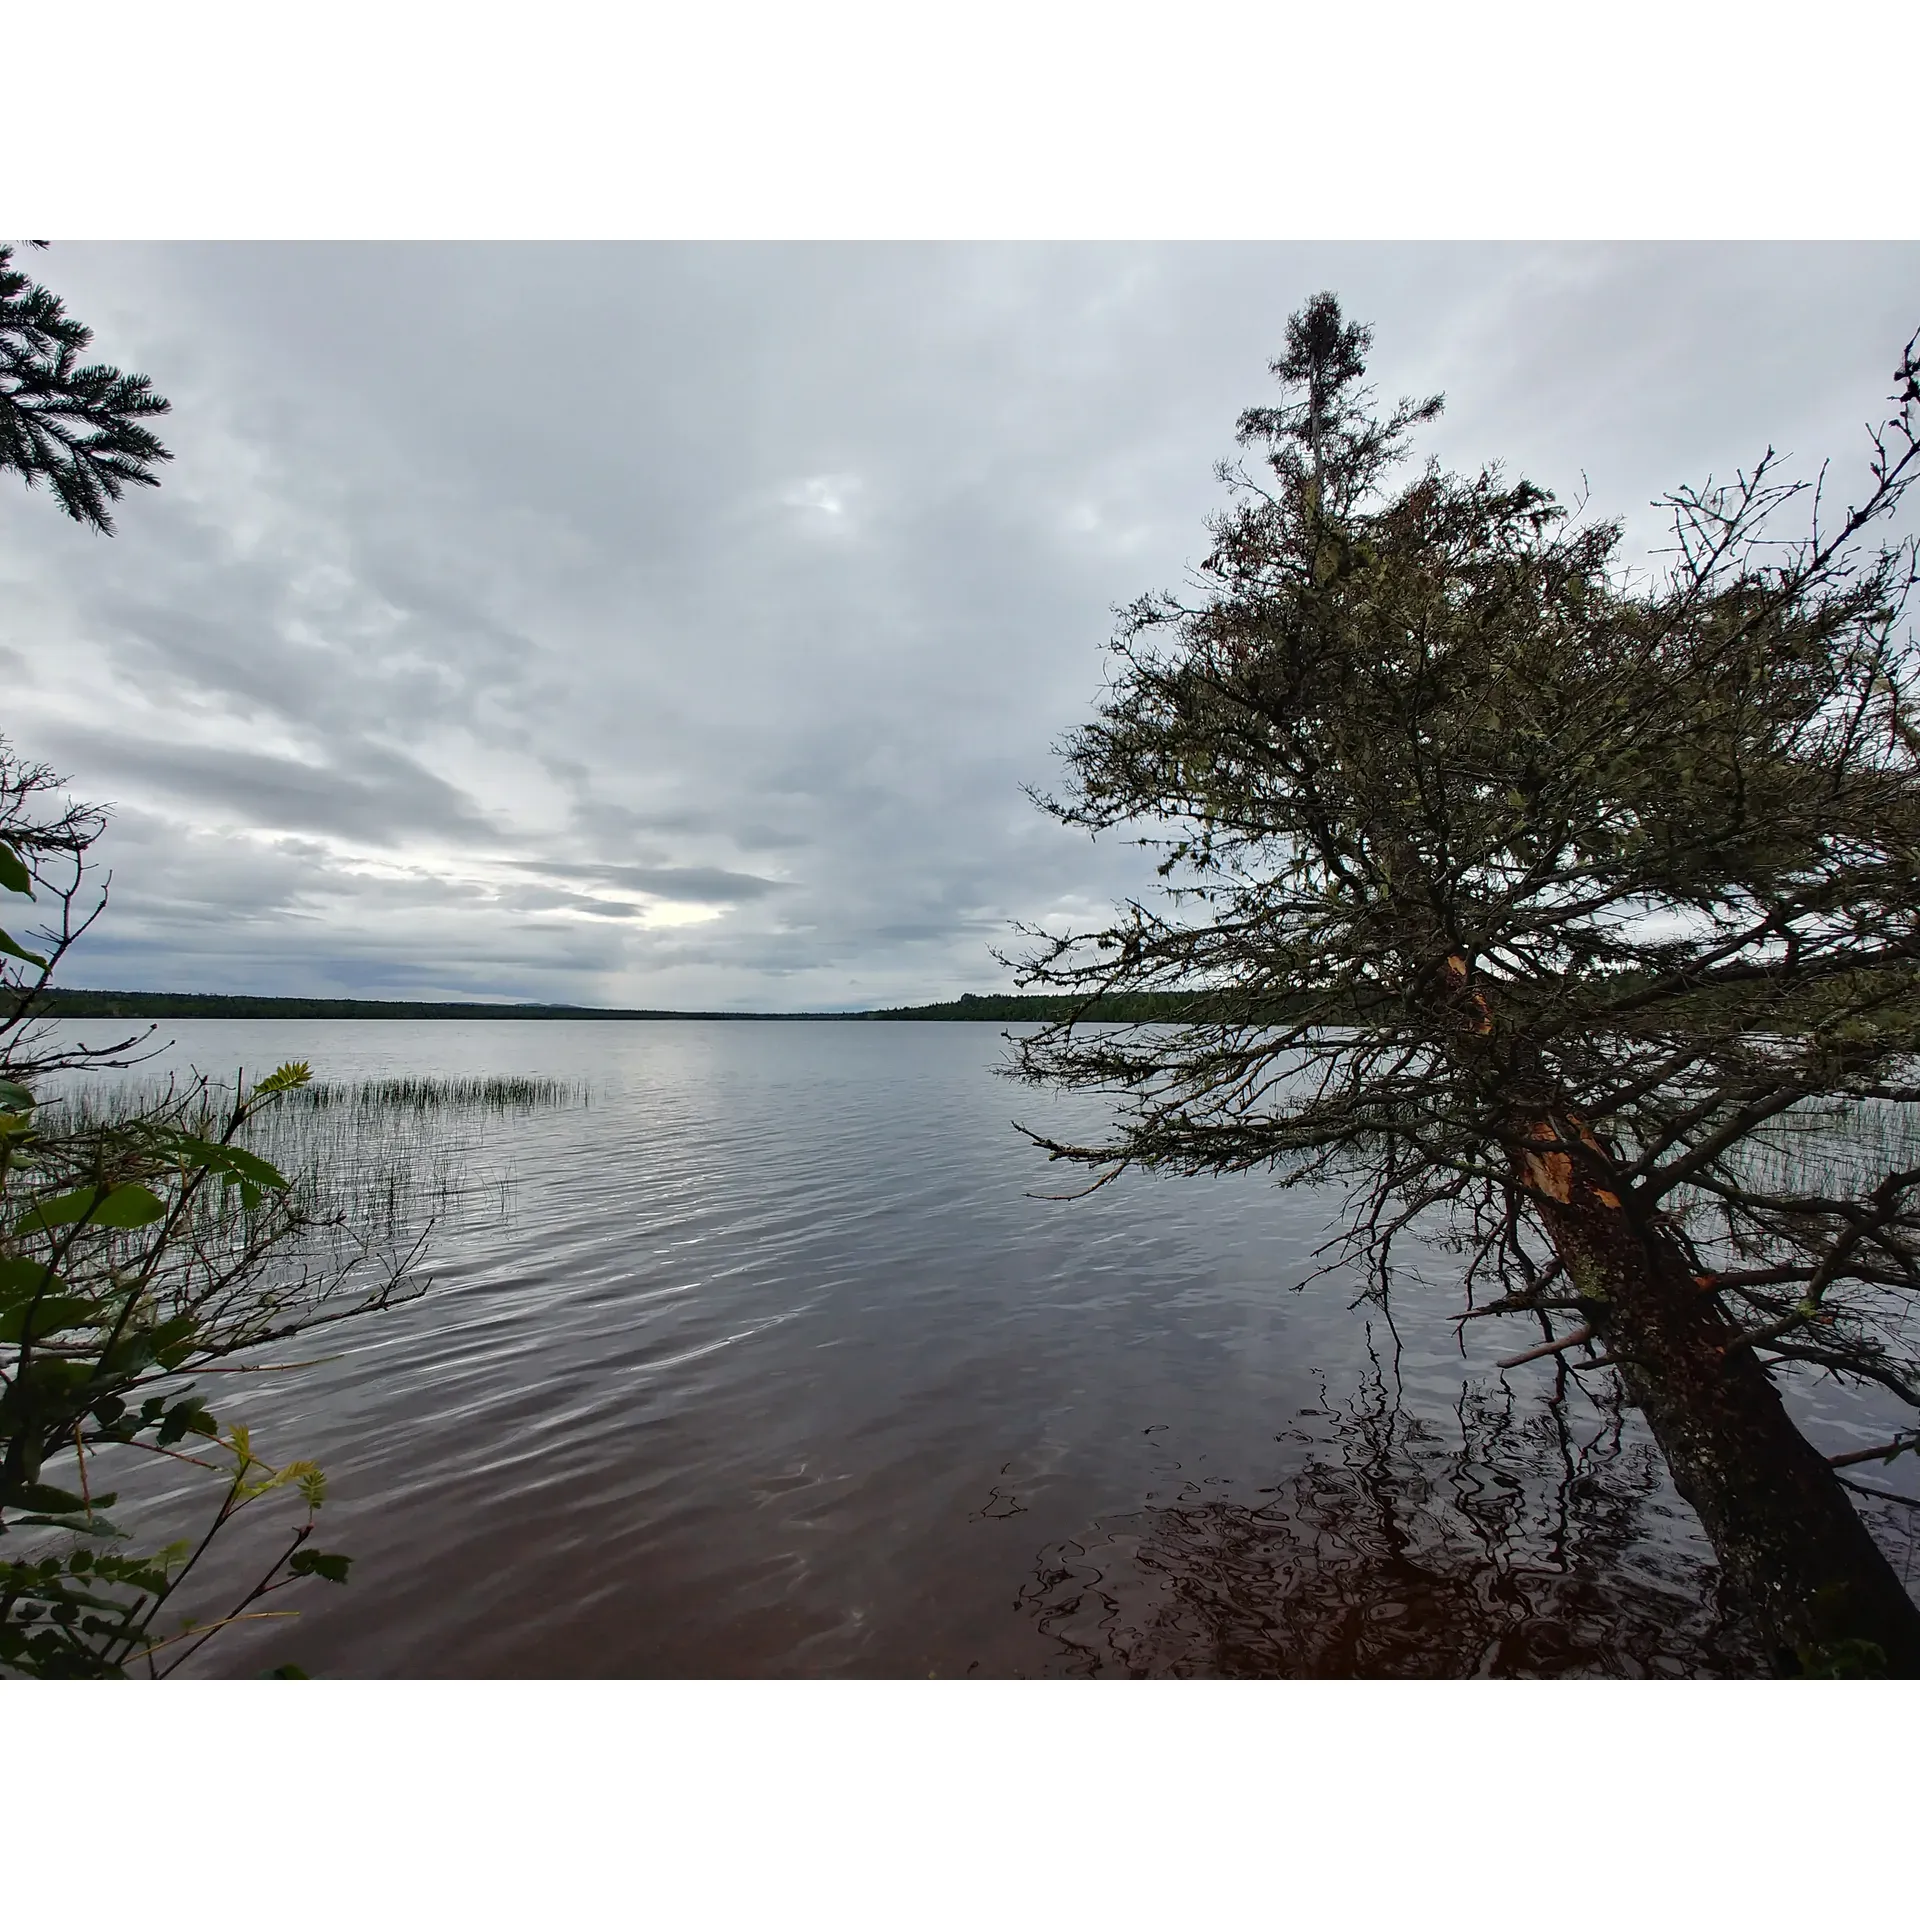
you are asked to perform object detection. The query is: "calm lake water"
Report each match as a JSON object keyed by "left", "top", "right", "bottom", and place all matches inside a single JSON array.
[{"left": 42, "top": 1019, "right": 1920, "bottom": 1678}]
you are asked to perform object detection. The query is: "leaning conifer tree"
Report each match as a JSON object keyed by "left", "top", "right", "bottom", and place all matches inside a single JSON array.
[{"left": 1010, "top": 293, "right": 1920, "bottom": 1676}]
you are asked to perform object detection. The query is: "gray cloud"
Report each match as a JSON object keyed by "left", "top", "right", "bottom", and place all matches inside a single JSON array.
[
  {"left": 507, "top": 860, "right": 789, "bottom": 903},
  {"left": 37, "top": 729, "right": 499, "bottom": 847},
  {"left": 6, "top": 243, "right": 1918, "bottom": 1009}
]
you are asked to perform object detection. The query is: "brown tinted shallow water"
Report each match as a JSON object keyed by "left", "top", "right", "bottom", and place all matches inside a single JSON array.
[{"left": 43, "top": 1020, "right": 1920, "bottom": 1678}]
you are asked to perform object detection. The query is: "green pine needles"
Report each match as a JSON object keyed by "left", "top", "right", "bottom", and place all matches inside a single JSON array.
[{"left": 1, "top": 243, "right": 171, "bottom": 534}]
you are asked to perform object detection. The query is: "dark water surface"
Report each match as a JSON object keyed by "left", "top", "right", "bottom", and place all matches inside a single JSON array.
[{"left": 47, "top": 1020, "right": 1920, "bottom": 1678}]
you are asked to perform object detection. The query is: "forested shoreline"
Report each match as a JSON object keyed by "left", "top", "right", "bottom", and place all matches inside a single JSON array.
[
  {"left": 13, "top": 976, "right": 1911, "bottom": 1033},
  {"left": 0, "top": 985, "right": 1395, "bottom": 1023}
]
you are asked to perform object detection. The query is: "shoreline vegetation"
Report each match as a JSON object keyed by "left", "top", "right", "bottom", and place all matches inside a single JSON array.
[
  {"left": 11, "top": 987, "right": 1209, "bottom": 1022},
  {"left": 10, "top": 977, "right": 1913, "bottom": 1034}
]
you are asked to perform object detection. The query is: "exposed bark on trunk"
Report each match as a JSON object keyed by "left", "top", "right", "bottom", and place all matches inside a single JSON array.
[
  {"left": 1516, "top": 1114, "right": 1920, "bottom": 1675},
  {"left": 1437, "top": 957, "right": 1920, "bottom": 1676}
]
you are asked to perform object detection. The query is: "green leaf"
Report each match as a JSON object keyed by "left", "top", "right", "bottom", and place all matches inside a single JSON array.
[
  {"left": 14, "top": 1183, "right": 167, "bottom": 1233},
  {"left": 21, "top": 1354, "right": 91, "bottom": 1392},
  {"left": 10, "top": 1511, "right": 126, "bottom": 1538},
  {"left": 0, "top": 1079, "right": 34, "bottom": 1113},
  {"left": 14, "top": 1186, "right": 105, "bottom": 1231},
  {"left": 165, "top": 1136, "right": 289, "bottom": 1188},
  {"left": 261, "top": 1663, "right": 310, "bottom": 1678},
  {"left": 287, "top": 1550, "right": 350, "bottom": 1584},
  {"left": 0, "top": 1256, "right": 49, "bottom": 1307},
  {"left": 155, "top": 1396, "right": 208, "bottom": 1448},
  {"left": 148, "top": 1314, "right": 197, "bottom": 1368},
  {"left": 7, "top": 1482, "right": 88, "bottom": 1514},
  {"left": 0, "top": 840, "right": 33, "bottom": 896},
  {"left": 0, "top": 1294, "right": 99, "bottom": 1343},
  {"left": 251, "top": 1061, "right": 313, "bottom": 1096},
  {"left": 99, "top": 1332, "right": 154, "bottom": 1375},
  {"left": 221, "top": 1143, "right": 288, "bottom": 1187},
  {"left": 90, "top": 1184, "right": 168, "bottom": 1229},
  {"left": 0, "top": 927, "right": 48, "bottom": 970}
]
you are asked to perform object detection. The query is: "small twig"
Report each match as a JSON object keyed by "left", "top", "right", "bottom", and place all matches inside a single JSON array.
[
  {"left": 112, "top": 1437, "right": 223, "bottom": 1471},
  {"left": 1835, "top": 1477, "right": 1920, "bottom": 1513},
  {"left": 1453, "top": 1295, "right": 1585, "bottom": 1321},
  {"left": 1723, "top": 1304, "right": 1816, "bottom": 1357},
  {"left": 1826, "top": 1434, "right": 1920, "bottom": 1470},
  {"left": 1496, "top": 1325, "right": 1596, "bottom": 1369},
  {"left": 156, "top": 1518, "right": 316, "bottom": 1676},
  {"left": 141, "top": 1609, "right": 301, "bottom": 1661},
  {"left": 1692, "top": 1265, "right": 1814, "bottom": 1294},
  {"left": 153, "top": 1360, "right": 332, "bottom": 1376}
]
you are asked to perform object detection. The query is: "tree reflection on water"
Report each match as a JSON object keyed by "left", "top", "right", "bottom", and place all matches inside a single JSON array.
[{"left": 1022, "top": 1340, "right": 1781, "bottom": 1678}]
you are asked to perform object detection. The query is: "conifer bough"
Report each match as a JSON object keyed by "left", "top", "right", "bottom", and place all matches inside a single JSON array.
[
  {"left": 1011, "top": 293, "right": 1920, "bottom": 1676},
  {"left": 1, "top": 242, "right": 171, "bottom": 534}
]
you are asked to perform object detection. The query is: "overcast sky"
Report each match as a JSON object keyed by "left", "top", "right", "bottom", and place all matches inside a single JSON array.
[{"left": 4, "top": 243, "right": 1917, "bottom": 1010}]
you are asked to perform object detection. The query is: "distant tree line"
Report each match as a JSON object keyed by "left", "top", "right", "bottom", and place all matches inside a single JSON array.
[
  {"left": 17, "top": 976, "right": 1919, "bottom": 1029},
  {"left": 11, "top": 989, "right": 852, "bottom": 1022}
]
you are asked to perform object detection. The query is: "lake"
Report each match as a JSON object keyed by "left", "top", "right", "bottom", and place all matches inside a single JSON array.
[{"left": 38, "top": 1019, "right": 1920, "bottom": 1677}]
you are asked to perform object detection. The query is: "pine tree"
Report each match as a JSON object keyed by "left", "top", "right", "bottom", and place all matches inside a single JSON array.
[
  {"left": 1, "top": 242, "right": 170, "bottom": 533},
  {"left": 1012, "top": 293, "right": 1920, "bottom": 1674}
]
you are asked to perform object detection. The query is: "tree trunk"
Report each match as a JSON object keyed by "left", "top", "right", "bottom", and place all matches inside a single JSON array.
[
  {"left": 1434, "top": 955, "right": 1920, "bottom": 1675},
  {"left": 1515, "top": 1114, "right": 1920, "bottom": 1676}
]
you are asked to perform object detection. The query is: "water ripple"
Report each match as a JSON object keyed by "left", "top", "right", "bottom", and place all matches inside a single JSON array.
[{"left": 42, "top": 1017, "right": 1918, "bottom": 1677}]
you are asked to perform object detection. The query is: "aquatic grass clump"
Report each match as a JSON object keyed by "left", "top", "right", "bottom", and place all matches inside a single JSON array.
[
  {"left": 292, "top": 1074, "right": 587, "bottom": 1113},
  {"left": 1719, "top": 1095, "right": 1920, "bottom": 1202},
  {"left": 38, "top": 1067, "right": 578, "bottom": 1251}
]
